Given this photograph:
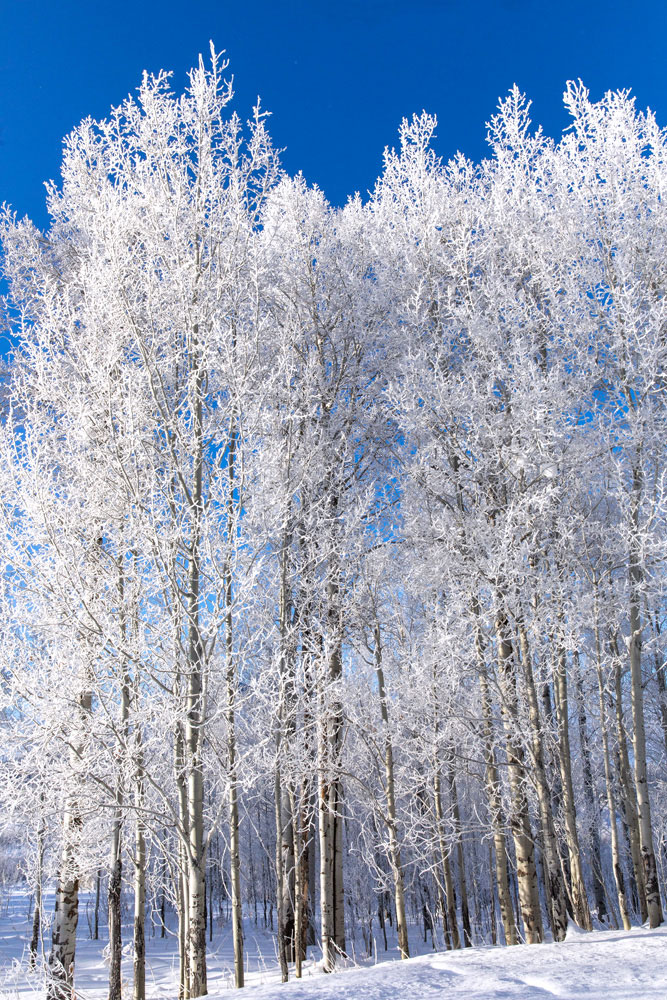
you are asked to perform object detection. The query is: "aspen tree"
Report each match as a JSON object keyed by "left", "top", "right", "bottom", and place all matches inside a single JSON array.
[
  {"left": 552, "top": 624, "right": 591, "bottom": 930},
  {"left": 48, "top": 688, "right": 92, "bottom": 1000},
  {"left": 592, "top": 580, "right": 631, "bottom": 929},
  {"left": 495, "top": 612, "right": 543, "bottom": 944}
]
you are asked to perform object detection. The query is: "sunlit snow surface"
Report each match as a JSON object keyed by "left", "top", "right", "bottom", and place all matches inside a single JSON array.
[{"left": 1, "top": 887, "right": 667, "bottom": 999}]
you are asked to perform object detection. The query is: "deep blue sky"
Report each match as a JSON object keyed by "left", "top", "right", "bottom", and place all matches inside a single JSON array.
[{"left": 1, "top": 0, "right": 666, "bottom": 231}]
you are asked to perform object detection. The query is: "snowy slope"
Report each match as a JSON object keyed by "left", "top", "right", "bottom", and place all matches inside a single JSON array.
[
  {"left": 1, "top": 886, "right": 667, "bottom": 999},
  {"left": 226, "top": 925, "right": 667, "bottom": 1000}
]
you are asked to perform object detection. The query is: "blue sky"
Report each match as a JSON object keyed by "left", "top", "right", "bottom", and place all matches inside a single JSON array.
[{"left": 1, "top": 0, "right": 666, "bottom": 230}]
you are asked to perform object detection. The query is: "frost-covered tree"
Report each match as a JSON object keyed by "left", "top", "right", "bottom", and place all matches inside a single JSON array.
[{"left": 3, "top": 55, "right": 667, "bottom": 999}]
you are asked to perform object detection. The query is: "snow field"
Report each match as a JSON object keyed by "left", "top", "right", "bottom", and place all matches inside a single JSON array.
[{"left": 1, "top": 888, "right": 667, "bottom": 999}]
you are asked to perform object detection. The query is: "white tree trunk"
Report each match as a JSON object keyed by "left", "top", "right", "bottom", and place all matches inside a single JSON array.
[
  {"left": 446, "top": 764, "right": 471, "bottom": 947},
  {"left": 495, "top": 613, "right": 543, "bottom": 944},
  {"left": 612, "top": 635, "right": 647, "bottom": 921},
  {"left": 174, "top": 720, "right": 190, "bottom": 999},
  {"left": 517, "top": 624, "right": 568, "bottom": 942},
  {"left": 109, "top": 581, "right": 130, "bottom": 1000},
  {"left": 628, "top": 467, "right": 663, "bottom": 927},
  {"left": 48, "top": 691, "right": 91, "bottom": 1000},
  {"left": 226, "top": 580, "right": 244, "bottom": 990},
  {"left": 593, "top": 592, "right": 631, "bottom": 931},
  {"left": 274, "top": 759, "right": 290, "bottom": 982},
  {"left": 474, "top": 627, "right": 516, "bottom": 947},
  {"left": 433, "top": 772, "right": 460, "bottom": 949},
  {"left": 29, "top": 810, "right": 45, "bottom": 969},
  {"left": 373, "top": 624, "right": 409, "bottom": 959},
  {"left": 553, "top": 638, "right": 591, "bottom": 930},
  {"left": 133, "top": 736, "right": 146, "bottom": 1000}
]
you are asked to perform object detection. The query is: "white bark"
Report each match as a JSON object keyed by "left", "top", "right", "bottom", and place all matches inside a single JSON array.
[
  {"left": 373, "top": 623, "right": 409, "bottom": 960},
  {"left": 628, "top": 466, "right": 663, "bottom": 927},
  {"left": 593, "top": 590, "right": 631, "bottom": 930},
  {"left": 496, "top": 614, "right": 543, "bottom": 944},
  {"left": 48, "top": 691, "right": 92, "bottom": 1000},
  {"left": 553, "top": 637, "right": 591, "bottom": 931}
]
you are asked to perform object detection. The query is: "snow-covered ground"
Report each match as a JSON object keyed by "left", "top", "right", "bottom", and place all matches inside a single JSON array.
[
  {"left": 236, "top": 924, "right": 667, "bottom": 1000},
  {"left": 1, "top": 886, "right": 666, "bottom": 999}
]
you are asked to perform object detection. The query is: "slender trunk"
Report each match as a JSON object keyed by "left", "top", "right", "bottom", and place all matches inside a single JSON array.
[
  {"left": 227, "top": 614, "right": 244, "bottom": 989},
  {"left": 541, "top": 679, "right": 571, "bottom": 909},
  {"left": 109, "top": 561, "right": 132, "bottom": 1000},
  {"left": 281, "top": 798, "right": 295, "bottom": 964},
  {"left": 274, "top": 759, "right": 290, "bottom": 983},
  {"left": 48, "top": 691, "right": 92, "bottom": 1000},
  {"left": 186, "top": 756, "right": 206, "bottom": 1000},
  {"left": 318, "top": 562, "right": 346, "bottom": 971},
  {"left": 49, "top": 854, "right": 80, "bottom": 1000},
  {"left": 298, "top": 626, "right": 318, "bottom": 957},
  {"left": 275, "top": 533, "right": 296, "bottom": 979},
  {"left": 433, "top": 770, "right": 460, "bottom": 948},
  {"left": 431, "top": 846, "right": 451, "bottom": 949},
  {"left": 94, "top": 869, "right": 102, "bottom": 942},
  {"left": 175, "top": 721, "right": 190, "bottom": 999},
  {"left": 307, "top": 797, "right": 317, "bottom": 948},
  {"left": 517, "top": 622, "right": 568, "bottom": 941},
  {"left": 477, "top": 662, "right": 516, "bottom": 946},
  {"left": 373, "top": 623, "right": 409, "bottom": 959},
  {"left": 628, "top": 464, "right": 663, "bottom": 927},
  {"left": 29, "top": 889, "right": 41, "bottom": 969},
  {"left": 593, "top": 591, "right": 631, "bottom": 930},
  {"left": 160, "top": 880, "right": 167, "bottom": 940},
  {"left": 488, "top": 841, "right": 498, "bottom": 946},
  {"left": 318, "top": 697, "right": 335, "bottom": 974},
  {"left": 186, "top": 561, "right": 207, "bottom": 993},
  {"left": 108, "top": 684, "right": 130, "bottom": 998},
  {"left": 107, "top": 826, "right": 123, "bottom": 1000},
  {"left": 573, "top": 651, "right": 607, "bottom": 923},
  {"left": 495, "top": 611, "right": 543, "bottom": 944},
  {"left": 289, "top": 786, "right": 304, "bottom": 978},
  {"left": 208, "top": 863, "right": 213, "bottom": 943},
  {"left": 178, "top": 858, "right": 189, "bottom": 1000},
  {"left": 446, "top": 763, "right": 471, "bottom": 947},
  {"left": 133, "top": 830, "right": 146, "bottom": 1000},
  {"left": 29, "top": 815, "right": 44, "bottom": 969},
  {"left": 552, "top": 635, "right": 591, "bottom": 930},
  {"left": 134, "top": 735, "right": 146, "bottom": 1000},
  {"left": 472, "top": 603, "right": 516, "bottom": 945},
  {"left": 330, "top": 702, "right": 345, "bottom": 957},
  {"left": 612, "top": 634, "right": 647, "bottom": 921},
  {"left": 224, "top": 417, "right": 244, "bottom": 989}
]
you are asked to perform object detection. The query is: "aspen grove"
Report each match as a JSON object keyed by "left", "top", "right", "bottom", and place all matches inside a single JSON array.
[{"left": 3, "top": 50, "right": 667, "bottom": 1000}]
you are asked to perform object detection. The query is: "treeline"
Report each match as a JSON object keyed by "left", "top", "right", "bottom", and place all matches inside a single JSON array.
[{"left": 2, "top": 50, "right": 667, "bottom": 1000}]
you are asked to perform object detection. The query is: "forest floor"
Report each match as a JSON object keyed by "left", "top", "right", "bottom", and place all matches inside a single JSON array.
[{"left": 1, "top": 886, "right": 667, "bottom": 999}]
